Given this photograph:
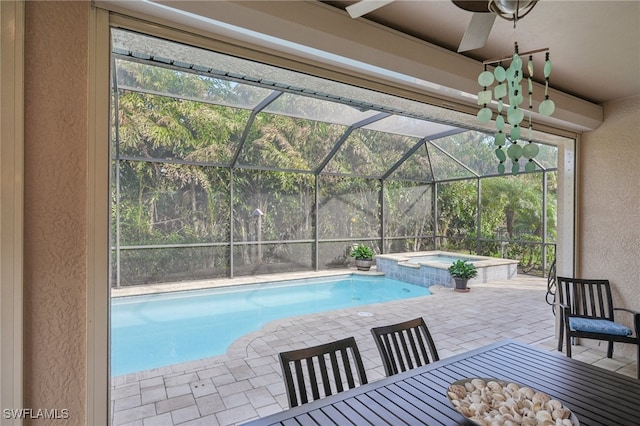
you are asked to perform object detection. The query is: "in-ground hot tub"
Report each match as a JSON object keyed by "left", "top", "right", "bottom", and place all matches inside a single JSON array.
[{"left": 375, "top": 251, "right": 518, "bottom": 289}]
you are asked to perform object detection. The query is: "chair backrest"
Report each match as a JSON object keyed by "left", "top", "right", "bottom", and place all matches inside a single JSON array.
[
  {"left": 556, "top": 277, "right": 615, "bottom": 320},
  {"left": 278, "top": 336, "right": 368, "bottom": 408},
  {"left": 370, "top": 317, "right": 439, "bottom": 377}
]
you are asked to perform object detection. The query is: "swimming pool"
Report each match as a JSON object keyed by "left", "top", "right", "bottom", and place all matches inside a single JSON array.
[{"left": 111, "top": 274, "right": 430, "bottom": 376}]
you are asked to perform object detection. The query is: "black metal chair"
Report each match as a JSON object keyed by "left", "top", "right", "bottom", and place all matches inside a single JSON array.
[
  {"left": 556, "top": 276, "right": 640, "bottom": 379},
  {"left": 278, "top": 336, "right": 368, "bottom": 408},
  {"left": 370, "top": 317, "right": 440, "bottom": 377}
]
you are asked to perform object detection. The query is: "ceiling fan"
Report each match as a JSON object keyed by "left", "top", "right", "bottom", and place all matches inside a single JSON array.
[{"left": 344, "top": 0, "right": 539, "bottom": 52}]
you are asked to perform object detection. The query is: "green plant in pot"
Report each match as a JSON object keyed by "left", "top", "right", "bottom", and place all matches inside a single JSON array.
[
  {"left": 448, "top": 259, "right": 478, "bottom": 292},
  {"left": 350, "top": 244, "right": 374, "bottom": 271}
]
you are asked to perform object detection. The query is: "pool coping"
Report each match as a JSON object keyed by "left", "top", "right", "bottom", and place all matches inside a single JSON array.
[
  {"left": 375, "top": 250, "right": 519, "bottom": 271},
  {"left": 110, "top": 269, "right": 385, "bottom": 298}
]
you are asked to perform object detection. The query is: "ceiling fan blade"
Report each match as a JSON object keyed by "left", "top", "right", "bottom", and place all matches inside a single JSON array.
[
  {"left": 345, "top": 0, "right": 395, "bottom": 18},
  {"left": 457, "top": 12, "right": 497, "bottom": 52}
]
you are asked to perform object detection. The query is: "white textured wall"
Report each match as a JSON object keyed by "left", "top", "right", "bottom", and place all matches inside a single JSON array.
[
  {"left": 24, "top": 1, "right": 88, "bottom": 424},
  {"left": 578, "top": 94, "right": 640, "bottom": 358}
]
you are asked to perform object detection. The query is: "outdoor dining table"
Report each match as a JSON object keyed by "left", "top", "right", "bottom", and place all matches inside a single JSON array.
[{"left": 244, "top": 339, "right": 640, "bottom": 425}]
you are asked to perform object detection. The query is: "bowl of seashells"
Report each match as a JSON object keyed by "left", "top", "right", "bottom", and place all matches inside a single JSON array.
[{"left": 447, "top": 377, "right": 579, "bottom": 426}]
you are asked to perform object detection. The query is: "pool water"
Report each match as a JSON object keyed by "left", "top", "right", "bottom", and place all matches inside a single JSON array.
[{"left": 111, "top": 275, "right": 430, "bottom": 376}]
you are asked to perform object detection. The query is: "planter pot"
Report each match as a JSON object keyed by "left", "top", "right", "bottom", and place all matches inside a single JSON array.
[
  {"left": 355, "top": 259, "right": 373, "bottom": 271},
  {"left": 453, "top": 277, "right": 470, "bottom": 292}
]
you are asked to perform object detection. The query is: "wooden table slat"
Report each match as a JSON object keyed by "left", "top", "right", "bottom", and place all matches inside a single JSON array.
[
  {"left": 374, "top": 386, "right": 439, "bottom": 424},
  {"left": 388, "top": 380, "right": 460, "bottom": 424},
  {"left": 353, "top": 393, "right": 411, "bottom": 425}
]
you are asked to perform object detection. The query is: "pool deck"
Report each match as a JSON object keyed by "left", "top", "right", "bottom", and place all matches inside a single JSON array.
[{"left": 110, "top": 273, "right": 638, "bottom": 426}]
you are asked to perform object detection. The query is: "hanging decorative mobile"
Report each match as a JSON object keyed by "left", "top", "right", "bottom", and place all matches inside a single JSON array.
[{"left": 477, "top": 43, "right": 553, "bottom": 175}]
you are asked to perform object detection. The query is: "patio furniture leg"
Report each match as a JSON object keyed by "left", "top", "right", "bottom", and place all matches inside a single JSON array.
[
  {"left": 557, "top": 320, "right": 564, "bottom": 352},
  {"left": 607, "top": 341, "right": 614, "bottom": 358}
]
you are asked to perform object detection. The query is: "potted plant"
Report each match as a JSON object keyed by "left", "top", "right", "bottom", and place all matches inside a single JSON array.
[
  {"left": 350, "top": 244, "right": 375, "bottom": 271},
  {"left": 448, "top": 259, "right": 478, "bottom": 292}
]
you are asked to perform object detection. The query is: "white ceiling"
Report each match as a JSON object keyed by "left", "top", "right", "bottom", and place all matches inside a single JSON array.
[{"left": 323, "top": 0, "right": 640, "bottom": 105}]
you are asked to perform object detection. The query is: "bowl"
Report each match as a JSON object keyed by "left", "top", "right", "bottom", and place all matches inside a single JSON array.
[{"left": 446, "top": 377, "right": 579, "bottom": 425}]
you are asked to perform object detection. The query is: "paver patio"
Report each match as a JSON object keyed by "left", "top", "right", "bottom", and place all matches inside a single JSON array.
[{"left": 110, "top": 274, "right": 637, "bottom": 426}]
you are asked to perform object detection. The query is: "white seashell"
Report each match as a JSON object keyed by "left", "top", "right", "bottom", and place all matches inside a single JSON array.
[
  {"left": 521, "top": 399, "right": 533, "bottom": 410},
  {"left": 506, "top": 382, "right": 520, "bottom": 393},
  {"left": 470, "top": 402, "right": 489, "bottom": 415},
  {"left": 552, "top": 408, "right": 571, "bottom": 420},
  {"left": 492, "top": 392, "right": 507, "bottom": 402},
  {"left": 469, "top": 393, "right": 482, "bottom": 404},
  {"left": 498, "top": 405, "right": 510, "bottom": 415},
  {"left": 536, "top": 410, "right": 553, "bottom": 422},
  {"left": 471, "top": 378, "right": 486, "bottom": 390},
  {"left": 532, "top": 391, "right": 551, "bottom": 404},
  {"left": 489, "top": 415, "right": 503, "bottom": 425},
  {"left": 487, "top": 381, "right": 503, "bottom": 392},
  {"left": 520, "top": 387, "right": 535, "bottom": 399},
  {"left": 465, "top": 382, "right": 476, "bottom": 392},
  {"left": 504, "top": 398, "right": 518, "bottom": 410},
  {"left": 449, "top": 384, "right": 467, "bottom": 399},
  {"left": 547, "top": 399, "right": 563, "bottom": 411},
  {"left": 459, "top": 406, "right": 474, "bottom": 417},
  {"left": 561, "top": 419, "right": 573, "bottom": 426}
]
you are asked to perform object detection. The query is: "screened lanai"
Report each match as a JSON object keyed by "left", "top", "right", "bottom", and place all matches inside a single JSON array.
[{"left": 110, "top": 28, "right": 566, "bottom": 287}]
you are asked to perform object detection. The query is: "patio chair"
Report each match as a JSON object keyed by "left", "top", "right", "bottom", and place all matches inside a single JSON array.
[
  {"left": 556, "top": 276, "right": 640, "bottom": 379},
  {"left": 278, "top": 336, "right": 368, "bottom": 408},
  {"left": 370, "top": 317, "right": 440, "bottom": 377}
]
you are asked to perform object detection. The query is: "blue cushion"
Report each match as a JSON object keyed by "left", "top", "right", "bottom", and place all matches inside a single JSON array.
[{"left": 569, "top": 317, "right": 632, "bottom": 336}]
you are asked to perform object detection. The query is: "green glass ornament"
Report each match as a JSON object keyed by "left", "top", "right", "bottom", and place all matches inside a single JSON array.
[
  {"left": 496, "top": 115, "right": 505, "bottom": 130},
  {"left": 478, "top": 70, "right": 495, "bottom": 86},
  {"left": 523, "top": 143, "right": 540, "bottom": 159},
  {"left": 494, "top": 65, "right": 506, "bottom": 82},
  {"left": 495, "top": 148, "right": 506, "bottom": 162},
  {"left": 512, "top": 162, "right": 520, "bottom": 175},
  {"left": 507, "top": 143, "right": 523, "bottom": 160},
  {"left": 539, "top": 99, "right": 555, "bottom": 116},
  {"left": 510, "top": 125, "right": 522, "bottom": 141},
  {"left": 494, "top": 132, "right": 506, "bottom": 146},
  {"left": 512, "top": 53, "right": 522, "bottom": 70},
  {"left": 477, "top": 90, "right": 492, "bottom": 105},
  {"left": 477, "top": 107, "right": 492, "bottom": 123},
  {"left": 507, "top": 107, "right": 525, "bottom": 125},
  {"left": 498, "top": 163, "right": 505, "bottom": 174},
  {"left": 544, "top": 59, "right": 552, "bottom": 78},
  {"left": 494, "top": 83, "right": 507, "bottom": 99},
  {"left": 525, "top": 161, "right": 536, "bottom": 172}
]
